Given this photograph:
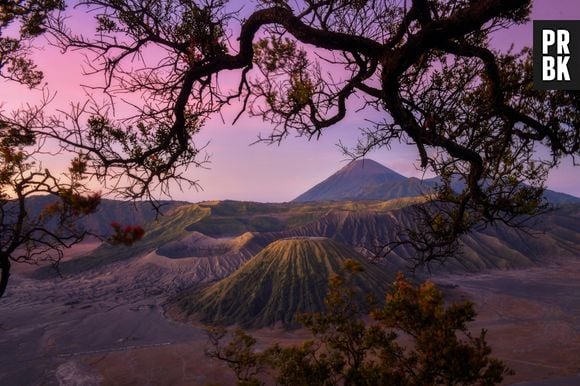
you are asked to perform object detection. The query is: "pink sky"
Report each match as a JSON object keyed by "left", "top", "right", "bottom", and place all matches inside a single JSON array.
[{"left": 2, "top": 0, "right": 579, "bottom": 202}]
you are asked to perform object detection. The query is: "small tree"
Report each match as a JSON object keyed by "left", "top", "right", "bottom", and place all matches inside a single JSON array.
[
  {"left": 0, "top": 121, "right": 101, "bottom": 297},
  {"left": 0, "top": 2, "right": 98, "bottom": 298},
  {"left": 207, "top": 261, "right": 511, "bottom": 386},
  {"left": 206, "top": 327, "right": 268, "bottom": 386},
  {"left": 0, "top": 1, "right": 148, "bottom": 298}
]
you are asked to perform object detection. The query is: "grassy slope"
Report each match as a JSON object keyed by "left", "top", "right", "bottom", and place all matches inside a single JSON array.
[
  {"left": 36, "top": 204, "right": 210, "bottom": 277},
  {"left": 179, "top": 238, "right": 391, "bottom": 328}
]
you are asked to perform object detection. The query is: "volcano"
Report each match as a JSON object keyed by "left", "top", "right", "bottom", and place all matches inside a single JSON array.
[
  {"left": 177, "top": 237, "right": 391, "bottom": 328},
  {"left": 293, "top": 159, "right": 433, "bottom": 202}
]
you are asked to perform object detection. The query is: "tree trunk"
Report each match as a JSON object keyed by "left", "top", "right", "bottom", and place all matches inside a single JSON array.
[{"left": 0, "top": 256, "right": 11, "bottom": 299}]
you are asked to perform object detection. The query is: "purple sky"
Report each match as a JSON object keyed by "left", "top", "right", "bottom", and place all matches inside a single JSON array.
[{"left": 3, "top": 0, "right": 579, "bottom": 202}]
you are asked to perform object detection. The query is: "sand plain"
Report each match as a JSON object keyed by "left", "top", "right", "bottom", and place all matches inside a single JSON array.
[{"left": 1, "top": 244, "right": 579, "bottom": 385}]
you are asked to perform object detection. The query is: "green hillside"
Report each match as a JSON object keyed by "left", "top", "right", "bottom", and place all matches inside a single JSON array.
[
  {"left": 177, "top": 238, "right": 391, "bottom": 328},
  {"left": 35, "top": 204, "right": 210, "bottom": 276}
]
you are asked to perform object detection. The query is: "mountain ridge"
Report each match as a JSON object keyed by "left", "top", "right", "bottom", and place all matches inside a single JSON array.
[
  {"left": 294, "top": 159, "right": 580, "bottom": 204},
  {"left": 293, "top": 159, "right": 422, "bottom": 202}
]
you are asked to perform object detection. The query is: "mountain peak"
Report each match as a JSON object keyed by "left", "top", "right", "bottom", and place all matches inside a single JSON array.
[
  {"left": 337, "top": 159, "right": 405, "bottom": 179},
  {"left": 293, "top": 159, "right": 419, "bottom": 202}
]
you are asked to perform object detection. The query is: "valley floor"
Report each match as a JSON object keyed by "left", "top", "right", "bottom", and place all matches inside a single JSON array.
[
  {"left": 1, "top": 247, "right": 579, "bottom": 385},
  {"left": 436, "top": 261, "right": 580, "bottom": 385}
]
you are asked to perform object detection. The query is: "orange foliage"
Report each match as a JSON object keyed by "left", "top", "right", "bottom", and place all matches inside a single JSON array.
[{"left": 109, "top": 222, "right": 146, "bottom": 246}]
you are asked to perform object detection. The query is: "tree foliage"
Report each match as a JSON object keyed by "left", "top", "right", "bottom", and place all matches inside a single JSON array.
[
  {"left": 0, "top": 0, "right": 64, "bottom": 86},
  {"left": 207, "top": 261, "right": 511, "bottom": 385},
  {"left": 0, "top": 114, "right": 101, "bottom": 297}
]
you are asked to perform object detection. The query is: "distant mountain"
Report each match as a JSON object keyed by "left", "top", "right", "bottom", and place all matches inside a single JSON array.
[
  {"left": 294, "top": 159, "right": 432, "bottom": 202},
  {"left": 177, "top": 237, "right": 391, "bottom": 328},
  {"left": 294, "top": 159, "right": 580, "bottom": 204},
  {"left": 537, "top": 189, "right": 580, "bottom": 204},
  {"left": 11, "top": 195, "right": 185, "bottom": 236},
  {"left": 424, "top": 176, "right": 580, "bottom": 205}
]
